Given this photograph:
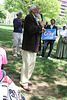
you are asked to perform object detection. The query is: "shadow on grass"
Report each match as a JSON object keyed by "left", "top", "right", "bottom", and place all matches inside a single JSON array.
[
  {"left": 32, "top": 56, "right": 59, "bottom": 83},
  {"left": 0, "top": 28, "right": 13, "bottom": 47},
  {"left": 4, "top": 50, "right": 22, "bottom": 86},
  {"left": 22, "top": 84, "right": 67, "bottom": 100},
  {"left": 30, "top": 84, "right": 67, "bottom": 100},
  {"left": 4, "top": 50, "right": 67, "bottom": 86},
  {"left": 0, "top": 23, "right": 13, "bottom": 48},
  {"left": 30, "top": 96, "right": 41, "bottom": 100}
]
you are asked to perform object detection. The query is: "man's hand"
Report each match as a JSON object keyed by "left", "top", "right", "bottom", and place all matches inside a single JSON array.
[
  {"left": 40, "top": 20, "right": 45, "bottom": 27},
  {"left": 20, "top": 19, "right": 25, "bottom": 23},
  {"left": 55, "top": 36, "right": 57, "bottom": 40},
  {"left": 41, "top": 28, "right": 45, "bottom": 33}
]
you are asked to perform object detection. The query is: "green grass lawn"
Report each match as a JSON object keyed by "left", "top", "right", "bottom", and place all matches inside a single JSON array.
[{"left": 0, "top": 23, "right": 67, "bottom": 100}]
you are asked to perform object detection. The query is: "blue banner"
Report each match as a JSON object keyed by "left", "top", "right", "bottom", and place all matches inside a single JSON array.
[{"left": 42, "top": 29, "right": 56, "bottom": 40}]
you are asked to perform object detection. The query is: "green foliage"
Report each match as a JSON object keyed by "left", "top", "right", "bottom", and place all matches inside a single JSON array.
[
  {"left": 56, "top": 16, "right": 63, "bottom": 25},
  {"left": 56, "top": 8, "right": 67, "bottom": 26},
  {"left": 4, "top": 0, "right": 61, "bottom": 20},
  {"left": 33, "top": 0, "right": 61, "bottom": 20},
  {"left": 4, "top": 0, "right": 32, "bottom": 13},
  {"left": 0, "top": 4, "right": 6, "bottom": 19},
  {"left": 0, "top": 11, "right": 6, "bottom": 19}
]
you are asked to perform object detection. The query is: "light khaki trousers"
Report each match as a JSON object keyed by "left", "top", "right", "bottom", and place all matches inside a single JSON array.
[{"left": 20, "top": 50, "right": 37, "bottom": 86}]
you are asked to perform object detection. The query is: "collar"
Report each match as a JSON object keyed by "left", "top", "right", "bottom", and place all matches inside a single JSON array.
[
  {"left": 32, "top": 14, "right": 39, "bottom": 23},
  {"left": 32, "top": 14, "right": 36, "bottom": 19},
  {"left": 51, "top": 24, "right": 53, "bottom": 26},
  {"left": 51, "top": 24, "right": 55, "bottom": 29}
]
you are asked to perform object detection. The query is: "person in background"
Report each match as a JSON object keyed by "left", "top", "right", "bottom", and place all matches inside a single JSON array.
[
  {"left": 13, "top": 10, "right": 24, "bottom": 57},
  {"left": 20, "top": 5, "right": 45, "bottom": 91},
  {"left": 39, "top": 19, "right": 57, "bottom": 59},
  {"left": 56, "top": 25, "right": 67, "bottom": 59},
  {"left": 42, "top": 21, "right": 49, "bottom": 44},
  {"left": 44, "top": 21, "right": 48, "bottom": 29}
]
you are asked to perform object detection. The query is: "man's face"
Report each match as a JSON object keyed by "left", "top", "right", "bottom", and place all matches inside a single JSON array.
[
  {"left": 51, "top": 20, "right": 55, "bottom": 25},
  {"left": 63, "top": 26, "right": 66, "bottom": 30},
  {"left": 35, "top": 6, "right": 41, "bottom": 18},
  {"left": 36, "top": 7, "right": 41, "bottom": 14},
  {"left": 18, "top": 12, "right": 22, "bottom": 19},
  {"left": 46, "top": 22, "right": 48, "bottom": 25}
]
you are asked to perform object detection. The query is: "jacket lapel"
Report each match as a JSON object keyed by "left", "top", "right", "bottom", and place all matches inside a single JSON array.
[{"left": 30, "top": 14, "right": 38, "bottom": 25}]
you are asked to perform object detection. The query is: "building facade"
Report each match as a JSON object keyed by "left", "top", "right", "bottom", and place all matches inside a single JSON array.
[{"left": 58, "top": 0, "right": 67, "bottom": 17}]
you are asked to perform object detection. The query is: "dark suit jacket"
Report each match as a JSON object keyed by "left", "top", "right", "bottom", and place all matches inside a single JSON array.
[
  {"left": 22, "top": 14, "right": 42, "bottom": 53},
  {"left": 46, "top": 25, "right": 58, "bottom": 36},
  {"left": 44, "top": 25, "right": 49, "bottom": 29}
]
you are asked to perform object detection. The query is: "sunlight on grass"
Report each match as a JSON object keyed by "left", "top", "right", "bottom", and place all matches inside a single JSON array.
[
  {"left": 0, "top": 23, "right": 13, "bottom": 30},
  {"left": 0, "top": 23, "right": 67, "bottom": 100},
  {"left": 0, "top": 26, "right": 13, "bottom": 30}
]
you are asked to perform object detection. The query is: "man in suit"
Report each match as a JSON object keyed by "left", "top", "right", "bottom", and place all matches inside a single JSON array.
[
  {"left": 20, "top": 5, "right": 45, "bottom": 91},
  {"left": 41, "top": 19, "right": 57, "bottom": 59},
  {"left": 43, "top": 21, "right": 49, "bottom": 44},
  {"left": 44, "top": 21, "right": 48, "bottom": 29}
]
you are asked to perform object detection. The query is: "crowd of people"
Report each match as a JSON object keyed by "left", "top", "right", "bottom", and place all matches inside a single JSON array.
[
  {"left": 0, "top": 4, "right": 67, "bottom": 99},
  {"left": 12, "top": 4, "right": 67, "bottom": 91}
]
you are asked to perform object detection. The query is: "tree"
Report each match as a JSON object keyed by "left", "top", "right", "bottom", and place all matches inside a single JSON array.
[
  {"left": 4, "top": 0, "right": 33, "bottom": 14},
  {"left": 56, "top": 9, "right": 67, "bottom": 26},
  {"left": 0, "top": 11, "right": 6, "bottom": 19},
  {"left": 0, "top": 4, "right": 6, "bottom": 19},
  {"left": 4, "top": 0, "right": 61, "bottom": 20},
  {"left": 33, "top": 0, "right": 61, "bottom": 20}
]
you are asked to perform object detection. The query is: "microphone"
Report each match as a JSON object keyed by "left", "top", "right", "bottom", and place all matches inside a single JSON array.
[
  {"left": 40, "top": 14, "right": 45, "bottom": 30},
  {"left": 40, "top": 14, "right": 43, "bottom": 21}
]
